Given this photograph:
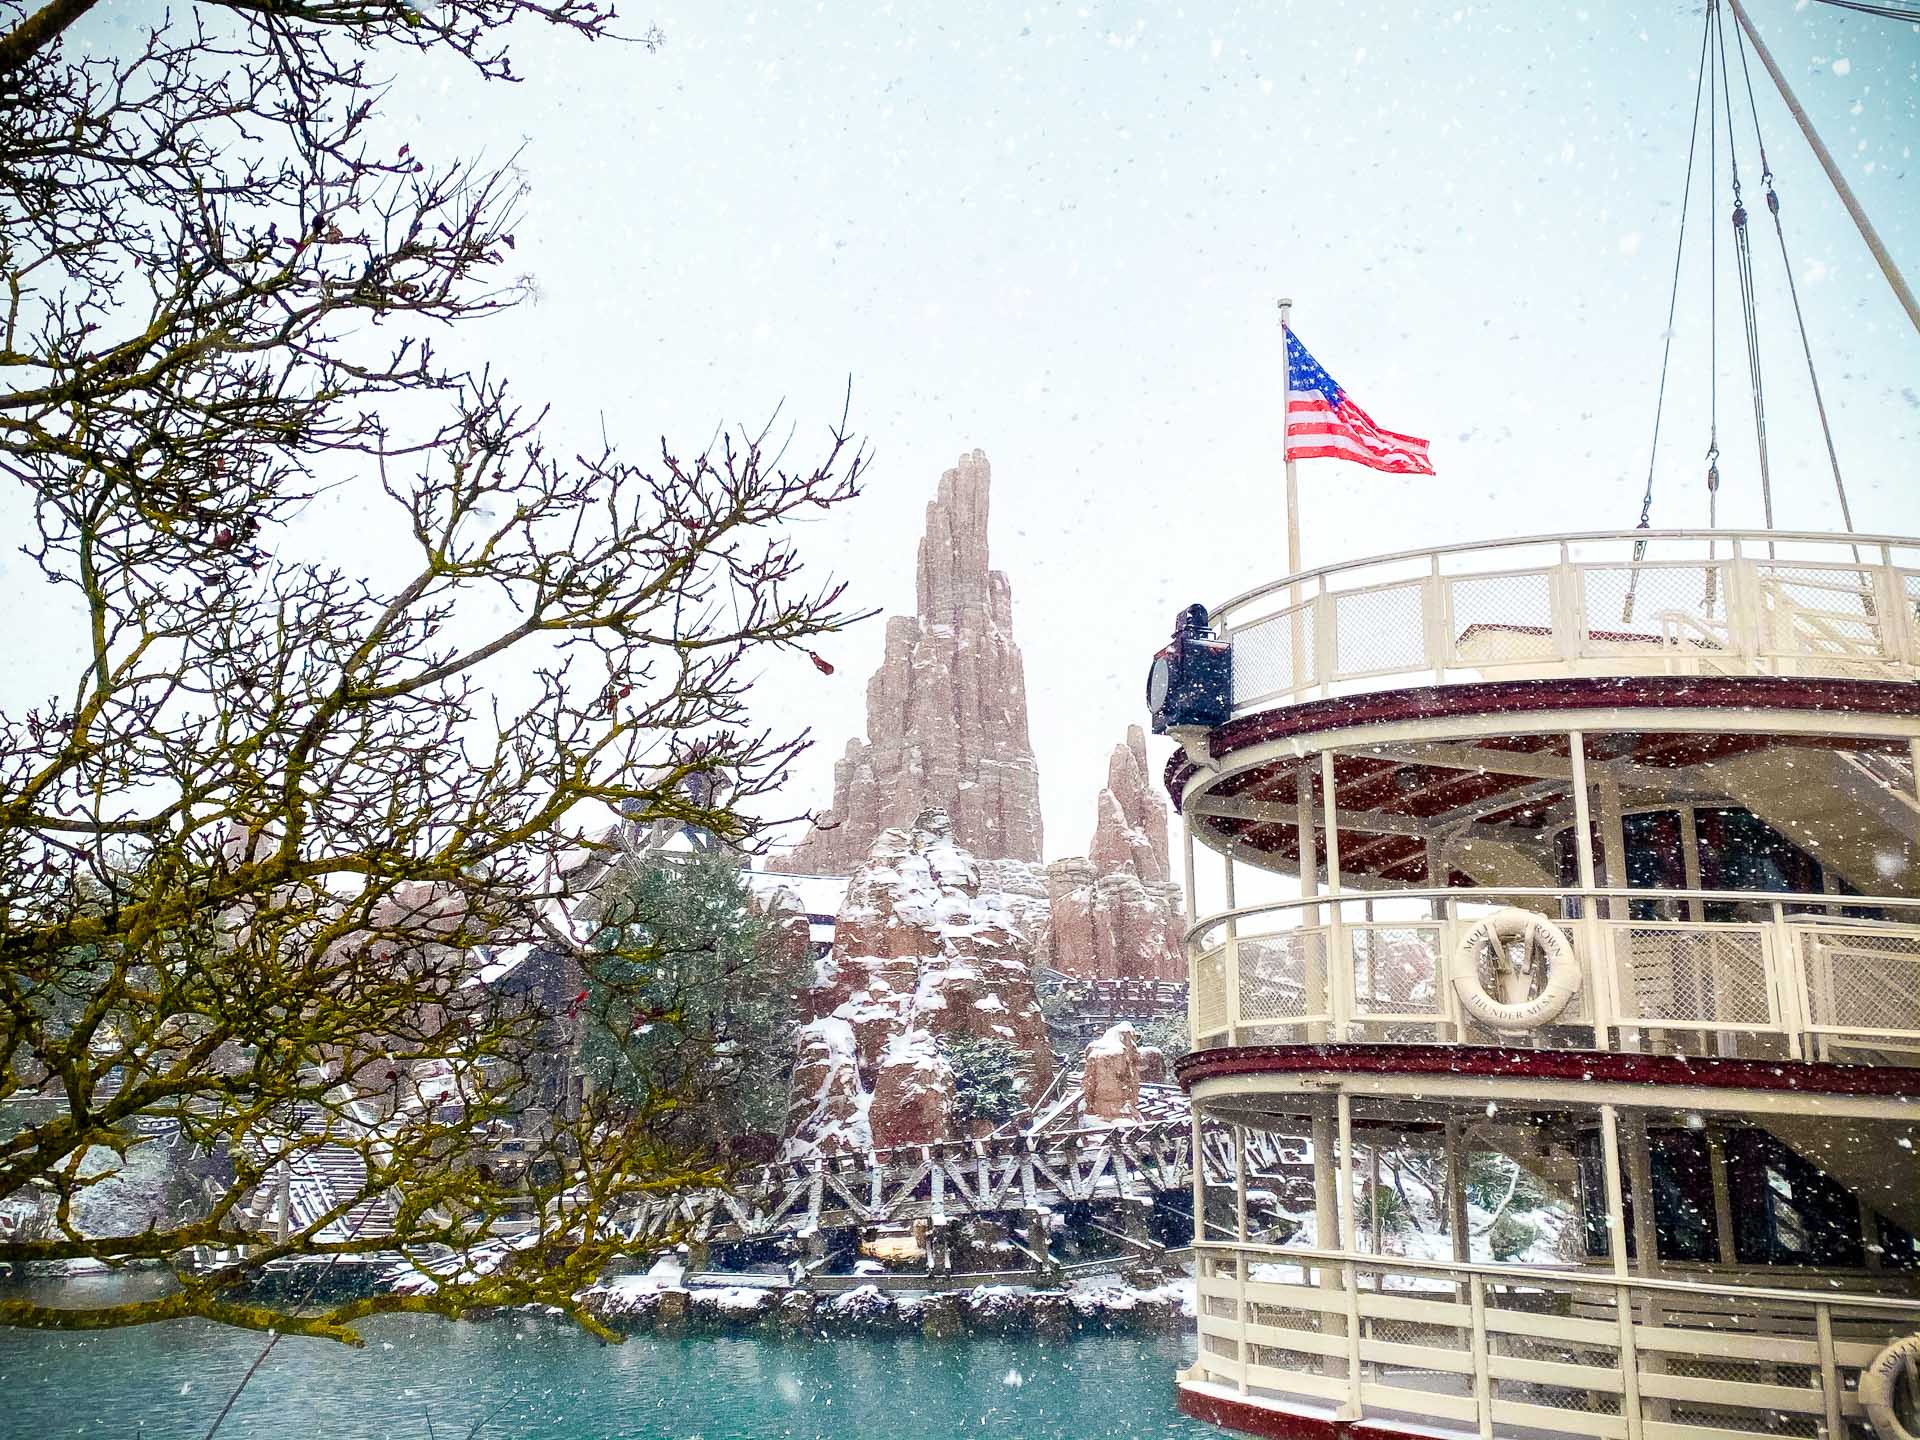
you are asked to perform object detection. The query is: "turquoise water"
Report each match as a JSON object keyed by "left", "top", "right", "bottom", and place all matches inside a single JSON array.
[{"left": 0, "top": 1285, "right": 1216, "bottom": 1439}]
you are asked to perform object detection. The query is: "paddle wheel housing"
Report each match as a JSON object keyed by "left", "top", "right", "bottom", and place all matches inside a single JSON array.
[{"left": 1159, "top": 529, "right": 1920, "bottom": 1440}]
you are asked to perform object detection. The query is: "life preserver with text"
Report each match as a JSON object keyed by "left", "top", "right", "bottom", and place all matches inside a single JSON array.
[
  {"left": 1450, "top": 908, "right": 1581, "bottom": 1031},
  {"left": 1862, "top": 1334, "right": 1920, "bottom": 1440}
]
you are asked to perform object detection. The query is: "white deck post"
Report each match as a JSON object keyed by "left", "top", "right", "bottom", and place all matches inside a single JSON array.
[
  {"left": 1706, "top": 1125, "right": 1739, "bottom": 1266},
  {"left": 1183, "top": 816, "right": 1198, "bottom": 928},
  {"left": 1569, "top": 731, "right": 1614, "bottom": 1049},
  {"left": 1223, "top": 849, "right": 1241, "bottom": 1046},
  {"left": 1299, "top": 762, "right": 1327, "bottom": 1043},
  {"left": 1312, "top": 1103, "right": 1338, "bottom": 1252},
  {"left": 1183, "top": 818, "right": 1199, "bottom": 1046},
  {"left": 1621, "top": 1108, "right": 1669, "bottom": 1422},
  {"left": 1190, "top": 1108, "right": 1207, "bottom": 1251},
  {"left": 1468, "top": 1271, "right": 1493, "bottom": 1440},
  {"left": 1600, "top": 1103, "right": 1646, "bottom": 1440},
  {"left": 1678, "top": 805, "right": 1705, "bottom": 922},
  {"left": 1321, "top": 749, "right": 1347, "bottom": 1042},
  {"left": 1815, "top": 1304, "right": 1844, "bottom": 1439},
  {"left": 1337, "top": 1095, "right": 1357, "bottom": 1254},
  {"left": 1311, "top": 1098, "right": 1346, "bottom": 1390},
  {"left": 1444, "top": 1117, "right": 1470, "bottom": 1265},
  {"left": 1337, "top": 1091, "right": 1363, "bottom": 1419}
]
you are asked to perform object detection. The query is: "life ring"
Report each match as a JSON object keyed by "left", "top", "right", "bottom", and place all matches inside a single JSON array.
[
  {"left": 1450, "top": 908, "right": 1581, "bottom": 1031},
  {"left": 1862, "top": 1334, "right": 1920, "bottom": 1440}
]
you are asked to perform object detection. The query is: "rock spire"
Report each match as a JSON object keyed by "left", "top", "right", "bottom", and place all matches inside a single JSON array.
[
  {"left": 773, "top": 450, "right": 1042, "bottom": 873},
  {"left": 1043, "top": 726, "right": 1185, "bottom": 982}
]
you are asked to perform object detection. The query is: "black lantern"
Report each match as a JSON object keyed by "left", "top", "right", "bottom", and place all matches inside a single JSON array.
[{"left": 1147, "top": 604, "right": 1232, "bottom": 734}]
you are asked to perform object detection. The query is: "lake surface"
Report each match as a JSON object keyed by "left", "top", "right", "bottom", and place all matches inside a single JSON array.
[{"left": 0, "top": 1279, "right": 1217, "bottom": 1439}]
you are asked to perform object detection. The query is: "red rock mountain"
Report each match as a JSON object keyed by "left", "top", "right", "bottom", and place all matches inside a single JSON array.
[
  {"left": 772, "top": 450, "right": 1043, "bottom": 873},
  {"left": 783, "top": 809, "right": 1054, "bottom": 1154},
  {"left": 1043, "top": 726, "right": 1185, "bottom": 981}
]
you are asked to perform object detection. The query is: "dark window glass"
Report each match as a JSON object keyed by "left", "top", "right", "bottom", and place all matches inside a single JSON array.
[
  {"left": 1575, "top": 1126, "right": 1719, "bottom": 1263},
  {"left": 1724, "top": 1129, "right": 1865, "bottom": 1268},
  {"left": 1623, "top": 810, "right": 1685, "bottom": 920},
  {"left": 1695, "top": 808, "right": 1824, "bottom": 920}
]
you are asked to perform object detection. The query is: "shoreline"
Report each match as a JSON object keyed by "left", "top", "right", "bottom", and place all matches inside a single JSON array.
[
  {"left": 576, "top": 1272, "right": 1196, "bottom": 1340},
  {"left": 2, "top": 1263, "right": 1198, "bottom": 1343}
]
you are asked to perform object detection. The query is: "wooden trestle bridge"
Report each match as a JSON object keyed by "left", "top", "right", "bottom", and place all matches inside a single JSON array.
[
  {"left": 240, "top": 1083, "right": 1309, "bottom": 1277},
  {"left": 618, "top": 1092, "right": 1308, "bottom": 1260}
]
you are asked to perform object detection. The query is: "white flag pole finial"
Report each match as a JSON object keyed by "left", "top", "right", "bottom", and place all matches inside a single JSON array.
[{"left": 1278, "top": 298, "right": 1300, "bottom": 579}]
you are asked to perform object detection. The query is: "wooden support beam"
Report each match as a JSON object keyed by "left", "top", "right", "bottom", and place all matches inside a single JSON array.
[{"left": 1345, "top": 740, "right": 1683, "bottom": 790}]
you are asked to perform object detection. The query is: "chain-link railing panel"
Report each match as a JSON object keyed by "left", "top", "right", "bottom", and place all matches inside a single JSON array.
[
  {"left": 1201, "top": 1330, "right": 1241, "bottom": 1362},
  {"left": 1247, "top": 1301, "right": 1324, "bottom": 1334},
  {"left": 1488, "top": 1327, "right": 1625, "bottom": 1417},
  {"left": 1229, "top": 604, "right": 1313, "bottom": 706},
  {"left": 1349, "top": 924, "right": 1445, "bottom": 1018},
  {"left": 1240, "top": 929, "right": 1329, "bottom": 1025},
  {"left": 1581, "top": 562, "right": 1728, "bottom": 652},
  {"left": 1362, "top": 1314, "right": 1470, "bottom": 1390},
  {"left": 1192, "top": 946, "right": 1229, "bottom": 1041},
  {"left": 1331, "top": 582, "right": 1427, "bottom": 679},
  {"left": 1659, "top": 1352, "right": 1823, "bottom": 1438},
  {"left": 1365, "top": 1316, "right": 1468, "bottom": 1352},
  {"left": 1446, "top": 570, "right": 1555, "bottom": 665},
  {"left": 1247, "top": 1341, "right": 1323, "bottom": 1372},
  {"left": 1798, "top": 927, "right": 1920, "bottom": 1036},
  {"left": 1609, "top": 924, "right": 1774, "bottom": 1029}
]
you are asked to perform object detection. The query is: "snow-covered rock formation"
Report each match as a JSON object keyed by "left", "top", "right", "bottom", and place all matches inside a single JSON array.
[
  {"left": 1043, "top": 727, "right": 1185, "bottom": 982},
  {"left": 771, "top": 450, "right": 1044, "bottom": 873},
  {"left": 1079, "top": 1022, "right": 1144, "bottom": 1122},
  {"left": 783, "top": 809, "right": 1054, "bottom": 1153}
]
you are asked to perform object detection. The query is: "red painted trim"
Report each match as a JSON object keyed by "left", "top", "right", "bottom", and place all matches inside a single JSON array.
[
  {"left": 1176, "top": 1385, "right": 1347, "bottom": 1439},
  {"left": 1174, "top": 1043, "right": 1920, "bottom": 1099},
  {"left": 1164, "top": 676, "right": 1920, "bottom": 809}
]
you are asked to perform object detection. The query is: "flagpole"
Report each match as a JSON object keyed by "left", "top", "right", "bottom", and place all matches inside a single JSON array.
[
  {"left": 1279, "top": 296, "right": 1306, "bottom": 707},
  {"left": 1279, "top": 297, "right": 1299, "bottom": 578}
]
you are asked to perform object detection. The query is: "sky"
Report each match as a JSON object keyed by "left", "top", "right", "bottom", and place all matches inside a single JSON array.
[{"left": 16, "top": 0, "right": 1920, "bottom": 865}]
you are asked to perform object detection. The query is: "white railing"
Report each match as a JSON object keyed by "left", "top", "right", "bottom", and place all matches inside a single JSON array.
[
  {"left": 1191, "top": 1241, "right": 1920, "bottom": 1440},
  {"left": 1187, "top": 886, "right": 1920, "bottom": 1065},
  {"left": 1213, "top": 530, "right": 1920, "bottom": 713}
]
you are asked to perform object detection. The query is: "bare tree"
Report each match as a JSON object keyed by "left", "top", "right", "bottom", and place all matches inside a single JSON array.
[{"left": 0, "top": 0, "right": 867, "bottom": 1341}]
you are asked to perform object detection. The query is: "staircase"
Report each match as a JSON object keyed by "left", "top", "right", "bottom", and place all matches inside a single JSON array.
[
  {"left": 1700, "top": 746, "right": 1919, "bottom": 895},
  {"left": 246, "top": 1103, "right": 397, "bottom": 1244}
]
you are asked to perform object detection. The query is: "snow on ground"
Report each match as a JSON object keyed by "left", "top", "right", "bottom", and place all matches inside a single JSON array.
[
  {"left": 1067, "top": 1273, "right": 1196, "bottom": 1318},
  {"left": 596, "top": 1256, "right": 687, "bottom": 1297}
]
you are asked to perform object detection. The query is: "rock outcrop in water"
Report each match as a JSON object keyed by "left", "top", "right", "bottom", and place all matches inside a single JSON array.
[
  {"left": 1043, "top": 727, "right": 1184, "bottom": 982},
  {"left": 772, "top": 451, "right": 1043, "bottom": 873},
  {"left": 783, "top": 810, "right": 1053, "bottom": 1154}
]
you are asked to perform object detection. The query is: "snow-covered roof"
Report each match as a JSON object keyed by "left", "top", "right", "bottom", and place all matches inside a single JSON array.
[
  {"left": 743, "top": 870, "right": 849, "bottom": 922},
  {"left": 468, "top": 941, "right": 535, "bottom": 987}
]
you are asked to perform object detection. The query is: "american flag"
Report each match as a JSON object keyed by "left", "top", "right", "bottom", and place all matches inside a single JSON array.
[{"left": 1286, "top": 330, "right": 1434, "bottom": 475}]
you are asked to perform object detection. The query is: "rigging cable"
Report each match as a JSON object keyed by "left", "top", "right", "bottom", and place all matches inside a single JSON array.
[
  {"left": 1804, "top": 0, "right": 1920, "bottom": 22},
  {"left": 1717, "top": 0, "right": 1774, "bottom": 534},
  {"left": 1705, "top": 1, "right": 1721, "bottom": 534},
  {"left": 1729, "top": 10, "right": 1858, "bottom": 535},
  {"left": 1621, "top": 6, "right": 1713, "bottom": 625}
]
